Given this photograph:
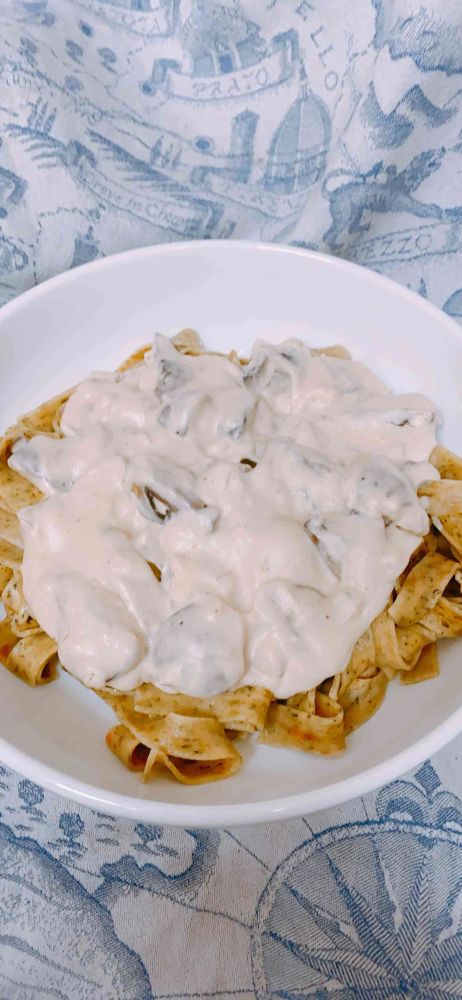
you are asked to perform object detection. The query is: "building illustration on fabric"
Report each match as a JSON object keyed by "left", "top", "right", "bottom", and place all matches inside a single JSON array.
[
  {"left": 190, "top": 71, "right": 331, "bottom": 231},
  {"left": 8, "top": 36, "right": 332, "bottom": 245},
  {"left": 142, "top": 0, "right": 298, "bottom": 100}
]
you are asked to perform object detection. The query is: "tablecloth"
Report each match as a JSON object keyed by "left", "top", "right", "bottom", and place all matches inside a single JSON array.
[{"left": 1, "top": 2, "right": 462, "bottom": 997}]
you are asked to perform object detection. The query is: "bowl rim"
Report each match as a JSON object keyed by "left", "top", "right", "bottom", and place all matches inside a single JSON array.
[
  {"left": 1, "top": 701, "right": 462, "bottom": 826},
  {"left": 1, "top": 238, "right": 462, "bottom": 826}
]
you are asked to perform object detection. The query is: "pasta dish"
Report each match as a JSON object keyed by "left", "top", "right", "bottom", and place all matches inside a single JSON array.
[{"left": 1, "top": 330, "right": 462, "bottom": 785}]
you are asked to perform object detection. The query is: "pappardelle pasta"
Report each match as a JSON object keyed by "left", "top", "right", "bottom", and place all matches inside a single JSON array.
[{"left": 1, "top": 329, "right": 461, "bottom": 786}]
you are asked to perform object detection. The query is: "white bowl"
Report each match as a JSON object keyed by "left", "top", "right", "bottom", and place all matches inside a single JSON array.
[{"left": 1, "top": 240, "right": 462, "bottom": 827}]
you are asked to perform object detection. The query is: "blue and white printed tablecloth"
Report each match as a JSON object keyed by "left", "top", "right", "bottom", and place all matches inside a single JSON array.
[{"left": 2, "top": 2, "right": 462, "bottom": 997}]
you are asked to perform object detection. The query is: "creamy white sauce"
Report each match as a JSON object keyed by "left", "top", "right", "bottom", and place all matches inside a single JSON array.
[{"left": 10, "top": 336, "right": 439, "bottom": 697}]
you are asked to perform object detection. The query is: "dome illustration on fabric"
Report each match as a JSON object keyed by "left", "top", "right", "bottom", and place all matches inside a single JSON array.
[
  {"left": 263, "top": 71, "right": 331, "bottom": 195},
  {"left": 181, "top": 0, "right": 266, "bottom": 76}
]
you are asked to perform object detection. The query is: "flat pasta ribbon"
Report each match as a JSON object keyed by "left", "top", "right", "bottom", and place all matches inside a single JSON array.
[
  {"left": 389, "top": 552, "right": 460, "bottom": 626},
  {"left": 430, "top": 445, "right": 462, "bottom": 480},
  {"left": 400, "top": 643, "right": 440, "bottom": 686},
  {"left": 260, "top": 691, "right": 345, "bottom": 755},
  {"left": 134, "top": 682, "right": 272, "bottom": 733},
  {"left": 0, "top": 621, "right": 58, "bottom": 685},
  {"left": 105, "top": 724, "right": 150, "bottom": 772},
  {"left": 101, "top": 690, "right": 242, "bottom": 784},
  {"left": 338, "top": 669, "right": 388, "bottom": 735}
]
